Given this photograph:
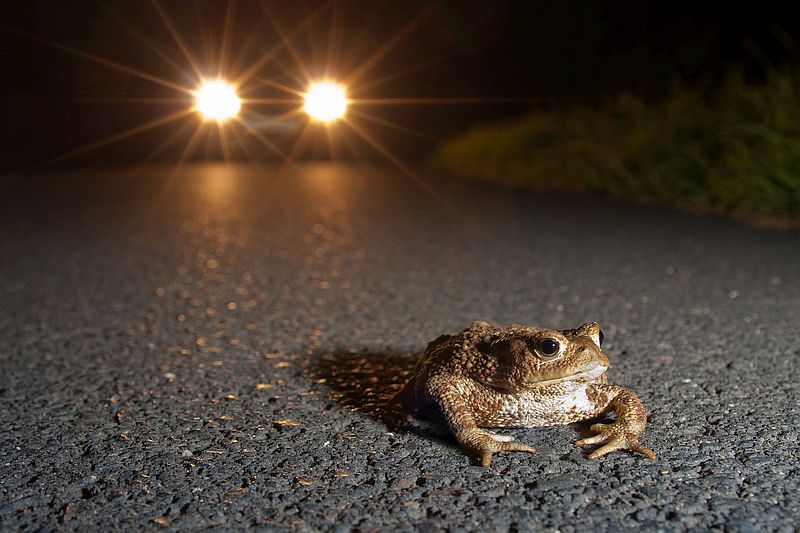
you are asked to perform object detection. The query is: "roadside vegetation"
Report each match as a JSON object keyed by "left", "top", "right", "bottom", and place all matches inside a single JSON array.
[{"left": 433, "top": 69, "right": 800, "bottom": 226}]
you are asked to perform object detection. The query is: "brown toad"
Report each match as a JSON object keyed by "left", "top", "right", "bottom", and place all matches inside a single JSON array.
[{"left": 391, "top": 321, "right": 655, "bottom": 466}]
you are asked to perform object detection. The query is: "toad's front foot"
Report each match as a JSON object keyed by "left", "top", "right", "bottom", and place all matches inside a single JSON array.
[
  {"left": 458, "top": 428, "right": 536, "bottom": 467},
  {"left": 575, "top": 422, "right": 656, "bottom": 460}
]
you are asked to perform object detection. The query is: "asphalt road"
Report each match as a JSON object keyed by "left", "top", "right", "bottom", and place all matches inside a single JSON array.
[{"left": 1, "top": 163, "right": 798, "bottom": 531}]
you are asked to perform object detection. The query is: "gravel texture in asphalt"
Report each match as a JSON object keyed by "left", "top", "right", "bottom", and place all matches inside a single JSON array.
[{"left": 1, "top": 163, "right": 799, "bottom": 531}]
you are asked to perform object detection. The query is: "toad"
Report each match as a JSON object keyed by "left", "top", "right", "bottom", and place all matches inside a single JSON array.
[{"left": 391, "top": 321, "right": 655, "bottom": 466}]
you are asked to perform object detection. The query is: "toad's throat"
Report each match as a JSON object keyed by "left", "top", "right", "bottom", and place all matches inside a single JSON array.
[{"left": 530, "top": 363, "right": 608, "bottom": 388}]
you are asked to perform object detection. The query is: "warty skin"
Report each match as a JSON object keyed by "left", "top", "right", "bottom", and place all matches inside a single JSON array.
[{"left": 391, "top": 321, "right": 656, "bottom": 467}]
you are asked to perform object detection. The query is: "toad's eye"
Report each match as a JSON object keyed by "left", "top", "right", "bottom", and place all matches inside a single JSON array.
[
  {"left": 598, "top": 329, "right": 604, "bottom": 347},
  {"left": 537, "top": 338, "right": 561, "bottom": 359}
]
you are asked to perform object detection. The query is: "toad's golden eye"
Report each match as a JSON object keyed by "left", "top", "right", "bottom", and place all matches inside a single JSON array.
[
  {"left": 599, "top": 329, "right": 605, "bottom": 347},
  {"left": 537, "top": 338, "right": 561, "bottom": 359}
]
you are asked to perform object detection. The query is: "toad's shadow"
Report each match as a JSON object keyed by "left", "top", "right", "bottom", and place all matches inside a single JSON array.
[{"left": 308, "top": 351, "right": 452, "bottom": 440}]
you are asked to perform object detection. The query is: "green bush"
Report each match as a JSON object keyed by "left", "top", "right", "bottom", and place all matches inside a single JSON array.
[{"left": 433, "top": 69, "right": 800, "bottom": 223}]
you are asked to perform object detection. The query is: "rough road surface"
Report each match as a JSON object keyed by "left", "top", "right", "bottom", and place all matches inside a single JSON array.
[{"left": 1, "top": 163, "right": 798, "bottom": 531}]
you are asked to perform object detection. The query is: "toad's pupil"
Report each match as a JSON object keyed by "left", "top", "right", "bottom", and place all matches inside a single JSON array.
[
  {"left": 599, "top": 329, "right": 605, "bottom": 346},
  {"left": 540, "top": 338, "right": 559, "bottom": 355}
]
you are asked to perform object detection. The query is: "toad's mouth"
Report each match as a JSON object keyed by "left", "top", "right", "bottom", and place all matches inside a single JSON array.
[{"left": 531, "top": 363, "right": 608, "bottom": 388}]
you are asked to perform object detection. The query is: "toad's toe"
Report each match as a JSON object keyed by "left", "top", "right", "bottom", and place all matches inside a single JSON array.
[
  {"left": 576, "top": 422, "right": 655, "bottom": 460},
  {"left": 479, "top": 441, "right": 536, "bottom": 467},
  {"left": 460, "top": 428, "right": 536, "bottom": 467}
]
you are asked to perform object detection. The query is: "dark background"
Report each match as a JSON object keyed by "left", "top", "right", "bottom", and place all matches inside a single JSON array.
[{"left": 1, "top": 0, "right": 798, "bottom": 169}]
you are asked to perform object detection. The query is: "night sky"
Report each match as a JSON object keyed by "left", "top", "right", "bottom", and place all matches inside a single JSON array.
[{"left": 1, "top": 1, "right": 798, "bottom": 168}]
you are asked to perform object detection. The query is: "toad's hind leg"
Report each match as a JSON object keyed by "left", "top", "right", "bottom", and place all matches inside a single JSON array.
[
  {"left": 426, "top": 375, "right": 536, "bottom": 467},
  {"left": 388, "top": 376, "right": 419, "bottom": 416}
]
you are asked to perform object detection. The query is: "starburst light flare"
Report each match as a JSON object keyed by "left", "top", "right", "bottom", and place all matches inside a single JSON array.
[
  {"left": 194, "top": 80, "right": 241, "bottom": 122},
  {"left": 303, "top": 82, "right": 348, "bottom": 122}
]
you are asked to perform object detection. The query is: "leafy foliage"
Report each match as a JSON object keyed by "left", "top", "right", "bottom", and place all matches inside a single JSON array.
[{"left": 433, "top": 70, "right": 800, "bottom": 222}]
